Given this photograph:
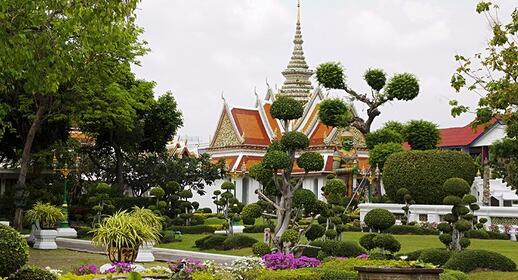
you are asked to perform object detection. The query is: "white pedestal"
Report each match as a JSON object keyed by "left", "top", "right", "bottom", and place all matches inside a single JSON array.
[
  {"left": 33, "top": 229, "right": 58, "bottom": 249},
  {"left": 510, "top": 230, "right": 517, "bottom": 241},
  {"left": 56, "top": 227, "right": 77, "bottom": 238},
  {"left": 135, "top": 241, "right": 155, "bottom": 262}
]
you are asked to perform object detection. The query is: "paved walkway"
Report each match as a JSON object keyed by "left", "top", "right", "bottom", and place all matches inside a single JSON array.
[{"left": 56, "top": 238, "right": 243, "bottom": 264}]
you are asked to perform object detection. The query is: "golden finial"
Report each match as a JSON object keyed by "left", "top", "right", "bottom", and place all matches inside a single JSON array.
[{"left": 297, "top": 0, "right": 301, "bottom": 24}]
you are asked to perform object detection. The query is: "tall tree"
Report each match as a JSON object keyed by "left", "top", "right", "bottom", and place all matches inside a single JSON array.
[
  {"left": 450, "top": 2, "right": 517, "bottom": 188},
  {"left": 316, "top": 65, "right": 420, "bottom": 134},
  {"left": 0, "top": 0, "right": 146, "bottom": 228}
]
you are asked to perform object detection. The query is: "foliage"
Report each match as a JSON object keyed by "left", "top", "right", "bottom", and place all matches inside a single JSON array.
[
  {"left": 243, "top": 224, "right": 275, "bottom": 233},
  {"left": 24, "top": 202, "right": 64, "bottom": 229},
  {"left": 169, "top": 225, "right": 215, "bottom": 234},
  {"left": 365, "top": 128, "right": 404, "bottom": 150},
  {"left": 280, "top": 131, "right": 309, "bottom": 151},
  {"left": 297, "top": 152, "right": 325, "bottom": 172},
  {"left": 91, "top": 210, "right": 161, "bottom": 256},
  {"left": 318, "top": 99, "right": 351, "bottom": 128},
  {"left": 372, "top": 233, "right": 401, "bottom": 254},
  {"left": 383, "top": 225, "right": 438, "bottom": 235},
  {"left": 319, "top": 240, "right": 366, "bottom": 258},
  {"left": 440, "top": 270, "right": 469, "bottom": 280},
  {"left": 252, "top": 242, "right": 271, "bottom": 257},
  {"left": 88, "top": 182, "right": 115, "bottom": 227},
  {"left": 368, "top": 142, "right": 404, "bottom": 171},
  {"left": 359, "top": 233, "right": 377, "bottom": 251},
  {"left": 316, "top": 62, "right": 419, "bottom": 134},
  {"left": 269, "top": 95, "right": 303, "bottom": 121},
  {"left": 262, "top": 253, "right": 321, "bottom": 270},
  {"left": 195, "top": 234, "right": 227, "bottom": 250},
  {"left": 419, "top": 248, "right": 452, "bottom": 266},
  {"left": 364, "top": 208, "right": 395, "bottom": 231},
  {"left": 383, "top": 150, "right": 477, "bottom": 204},
  {"left": 404, "top": 120, "right": 440, "bottom": 150},
  {"left": 223, "top": 235, "right": 258, "bottom": 250},
  {"left": 6, "top": 266, "right": 57, "bottom": 280},
  {"left": 263, "top": 151, "right": 290, "bottom": 170},
  {"left": 305, "top": 224, "right": 326, "bottom": 241},
  {"left": 212, "top": 181, "right": 243, "bottom": 236},
  {"left": 280, "top": 229, "right": 300, "bottom": 245},
  {"left": 241, "top": 204, "right": 263, "bottom": 225},
  {"left": 0, "top": 224, "right": 29, "bottom": 277},
  {"left": 443, "top": 249, "right": 516, "bottom": 272},
  {"left": 449, "top": 2, "right": 518, "bottom": 190}
]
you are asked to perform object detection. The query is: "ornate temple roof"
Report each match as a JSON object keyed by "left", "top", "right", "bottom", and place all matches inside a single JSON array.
[{"left": 279, "top": 0, "right": 313, "bottom": 105}]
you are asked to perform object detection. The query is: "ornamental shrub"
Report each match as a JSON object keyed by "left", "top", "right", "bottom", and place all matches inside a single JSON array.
[
  {"left": 440, "top": 270, "right": 469, "bottom": 280},
  {"left": 315, "top": 268, "right": 358, "bottom": 280},
  {"left": 223, "top": 235, "right": 258, "bottom": 250},
  {"left": 255, "top": 268, "right": 317, "bottom": 280},
  {"left": 168, "top": 225, "right": 215, "bottom": 234},
  {"left": 317, "top": 98, "right": 351, "bottom": 128},
  {"left": 270, "top": 95, "right": 303, "bottom": 120},
  {"left": 385, "top": 73, "right": 419, "bottom": 101},
  {"left": 465, "top": 229, "right": 490, "bottom": 240},
  {"left": 383, "top": 225, "right": 439, "bottom": 235},
  {"left": 364, "top": 208, "right": 396, "bottom": 231},
  {"left": 297, "top": 152, "right": 325, "bottom": 172},
  {"left": 252, "top": 242, "right": 271, "bottom": 257},
  {"left": 302, "top": 240, "right": 323, "bottom": 258},
  {"left": 281, "top": 131, "right": 309, "bottom": 151},
  {"left": 320, "top": 240, "right": 366, "bottom": 258},
  {"left": 372, "top": 234, "right": 401, "bottom": 254},
  {"left": 241, "top": 203, "right": 263, "bottom": 222},
  {"left": 7, "top": 266, "right": 57, "bottom": 280},
  {"left": 403, "top": 120, "right": 440, "bottom": 150},
  {"left": 243, "top": 224, "right": 275, "bottom": 233},
  {"left": 368, "top": 142, "right": 404, "bottom": 171},
  {"left": 194, "top": 234, "right": 227, "bottom": 250},
  {"left": 419, "top": 248, "right": 451, "bottom": 266},
  {"left": 261, "top": 253, "right": 320, "bottom": 270},
  {"left": 0, "top": 224, "right": 29, "bottom": 277},
  {"left": 383, "top": 150, "right": 477, "bottom": 204},
  {"left": 364, "top": 68, "right": 386, "bottom": 91},
  {"left": 443, "top": 249, "right": 516, "bottom": 272},
  {"left": 263, "top": 150, "right": 291, "bottom": 170},
  {"left": 359, "top": 233, "right": 377, "bottom": 251},
  {"left": 305, "top": 224, "right": 325, "bottom": 241},
  {"left": 365, "top": 128, "right": 403, "bottom": 150},
  {"left": 280, "top": 229, "right": 300, "bottom": 244}
]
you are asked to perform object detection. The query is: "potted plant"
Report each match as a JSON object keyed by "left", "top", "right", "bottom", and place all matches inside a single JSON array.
[
  {"left": 132, "top": 207, "right": 163, "bottom": 262},
  {"left": 91, "top": 209, "right": 161, "bottom": 263},
  {"left": 25, "top": 202, "right": 65, "bottom": 249}
]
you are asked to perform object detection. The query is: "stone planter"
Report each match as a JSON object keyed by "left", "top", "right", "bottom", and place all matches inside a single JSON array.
[
  {"left": 135, "top": 241, "right": 155, "bottom": 262},
  {"left": 56, "top": 227, "right": 78, "bottom": 238},
  {"left": 33, "top": 229, "right": 58, "bottom": 250},
  {"left": 355, "top": 266, "right": 443, "bottom": 280}
]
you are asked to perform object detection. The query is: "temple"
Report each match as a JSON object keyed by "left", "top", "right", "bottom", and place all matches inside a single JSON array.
[{"left": 197, "top": 1, "right": 368, "bottom": 210}]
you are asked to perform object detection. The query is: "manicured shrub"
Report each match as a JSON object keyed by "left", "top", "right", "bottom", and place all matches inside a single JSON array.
[
  {"left": 321, "top": 240, "right": 366, "bottom": 258},
  {"left": 319, "top": 257, "right": 409, "bottom": 271},
  {"left": 7, "top": 265, "right": 57, "bottom": 280},
  {"left": 404, "top": 249, "right": 424, "bottom": 261},
  {"left": 0, "top": 224, "right": 29, "bottom": 277},
  {"left": 252, "top": 242, "right": 271, "bottom": 257},
  {"left": 255, "top": 268, "right": 317, "bottom": 280},
  {"left": 243, "top": 224, "right": 274, "bottom": 233},
  {"left": 443, "top": 249, "right": 516, "bottom": 272},
  {"left": 195, "top": 234, "right": 227, "bottom": 250},
  {"left": 270, "top": 95, "right": 303, "bottom": 121},
  {"left": 383, "top": 225, "right": 439, "bottom": 235},
  {"left": 487, "top": 231, "right": 509, "bottom": 240},
  {"left": 383, "top": 150, "right": 477, "bottom": 204},
  {"left": 281, "top": 229, "right": 299, "bottom": 244},
  {"left": 223, "top": 235, "right": 258, "bottom": 250},
  {"left": 324, "top": 229, "right": 337, "bottom": 240},
  {"left": 297, "top": 152, "right": 325, "bottom": 172},
  {"left": 359, "top": 233, "right": 377, "bottom": 251},
  {"left": 241, "top": 203, "right": 263, "bottom": 225},
  {"left": 440, "top": 270, "right": 469, "bottom": 280},
  {"left": 169, "top": 225, "right": 215, "bottom": 234},
  {"left": 305, "top": 224, "right": 325, "bottom": 241},
  {"left": 419, "top": 248, "right": 451, "bottom": 266},
  {"left": 364, "top": 208, "right": 396, "bottom": 231},
  {"left": 465, "top": 229, "right": 489, "bottom": 239},
  {"left": 263, "top": 150, "right": 290, "bottom": 170},
  {"left": 373, "top": 234, "right": 401, "bottom": 253},
  {"left": 160, "top": 230, "right": 176, "bottom": 243},
  {"left": 315, "top": 268, "right": 358, "bottom": 280},
  {"left": 302, "top": 240, "right": 323, "bottom": 258},
  {"left": 281, "top": 131, "right": 309, "bottom": 151}
]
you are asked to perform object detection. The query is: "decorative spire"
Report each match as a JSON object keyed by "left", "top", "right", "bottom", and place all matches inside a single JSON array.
[{"left": 279, "top": 0, "right": 313, "bottom": 106}]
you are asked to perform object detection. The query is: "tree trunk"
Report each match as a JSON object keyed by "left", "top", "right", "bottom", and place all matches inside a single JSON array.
[
  {"left": 14, "top": 101, "right": 48, "bottom": 229},
  {"left": 274, "top": 194, "right": 293, "bottom": 241},
  {"left": 450, "top": 228, "right": 462, "bottom": 251},
  {"left": 113, "top": 145, "right": 124, "bottom": 188},
  {"left": 483, "top": 160, "right": 491, "bottom": 206}
]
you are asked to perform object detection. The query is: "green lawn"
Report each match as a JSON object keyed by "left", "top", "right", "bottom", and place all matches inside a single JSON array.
[{"left": 28, "top": 248, "right": 164, "bottom": 272}]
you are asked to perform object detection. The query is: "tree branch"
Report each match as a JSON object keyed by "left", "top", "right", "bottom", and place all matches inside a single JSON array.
[{"left": 255, "top": 189, "right": 283, "bottom": 211}]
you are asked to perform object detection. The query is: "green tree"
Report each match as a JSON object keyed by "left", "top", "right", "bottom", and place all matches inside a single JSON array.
[
  {"left": 368, "top": 142, "right": 404, "bottom": 171},
  {"left": 449, "top": 2, "right": 517, "bottom": 188},
  {"left": 213, "top": 181, "right": 243, "bottom": 236},
  {"left": 0, "top": 0, "right": 146, "bottom": 229},
  {"left": 316, "top": 64, "right": 419, "bottom": 134},
  {"left": 403, "top": 120, "right": 440, "bottom": 150}
]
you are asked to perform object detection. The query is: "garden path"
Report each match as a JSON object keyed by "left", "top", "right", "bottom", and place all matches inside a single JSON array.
[{"left": 56, "top": 238, "right": 243, "bottom": 264}]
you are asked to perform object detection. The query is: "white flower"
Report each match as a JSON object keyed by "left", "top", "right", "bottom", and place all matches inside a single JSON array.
[{"left": 400, "top": 255, "right": 408, "bottom": 260}]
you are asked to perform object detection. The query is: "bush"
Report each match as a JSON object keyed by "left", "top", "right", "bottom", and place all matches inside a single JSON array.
[
  {"left": 487, "top": 231, "right": 509, "bottom": 240},
  {"left": 252, "top": 242, "right": 271, "bottom": 256},
  {"left": 281, "top": 229, "right": 299, "bottom": 244},
  {"left": 195, "top": 234, "right": 227, "bottom": 250},
  {"left": 7, "top": 265, "right": 57, "bottom": 280},
  {"left": 364, "top": 208, "right": 395, "bottom": 231},
  {"left": 383, "top": 225, "right": 439, "bottom": 235},
  {"left": 465, "top": 229, "right": 489, "bottom": 239},
  {"left": 419, "top": 248, "right": 451, "bottom": 266},
  {"left": 321, "top": 240, "right": 366, "bottom": 258},
  {"left": 160, "top": 230, "right": 176, "bottom": 243},
  {"left": 383, "top": 150, "right": 477, "bottom": 204},
  {"left": 302, "top": 240, "right": 323, "bottom": 258},
  {"left": 255, "top": 268, "right": 317, "bottom": 280},
  {"left": 112, "top": 197, "right": 152, "bottom": 211},
  {"left": 443, "top": 249, "right": 516, "bottom": 272},
  {"left": 270, "top": 95, "right": 303, "bottom": 121},
  {"left": 169, "top": 225, "right": 215, "bottom": 234},
  {"left": 440, "top": 270, "right": 469, "bottom": 280},
  {"left": 75, "top": 226, "right": 93, "bottom": 239},
  {"left": 404, "top": 249, "right": 424, "bottom": 261},
  {"left": 223, "top": 235, "right": 258, "bottom": 250},
  {"left": 243, "top": 224, "right": 274, "bottom": 233},
  {"left": 320, "top": 258, "right": 409, "bottom": 271},
  {"left": 315, "top": 268, "right": 358, "bottom": 280},
  {"left": 373, "top": 234, "right": 401, "bottom": 253},
  {"left": 359, "top": 233, "right": 377, "bottom": 251},
  {"left": 0, "top": 224, "right": 29, "bottom": 277},
  {"left": 305, "top": 224, "right": 325, "bottom": 241}
]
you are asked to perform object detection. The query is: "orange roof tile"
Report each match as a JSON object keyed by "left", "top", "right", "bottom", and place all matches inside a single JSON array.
[
  {"left": 309, "top": 123, "right": 334, "bottom": 146},
  {"left": 263, "top": 103, "right": 282, "bottom": 139},
  {"left": 231, "top": 108, "right": 271, "bottom": 146}
]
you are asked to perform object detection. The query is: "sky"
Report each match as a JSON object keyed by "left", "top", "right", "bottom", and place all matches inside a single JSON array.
[{"left": 131, "top": 0, "right": 515, "bottom": 144}]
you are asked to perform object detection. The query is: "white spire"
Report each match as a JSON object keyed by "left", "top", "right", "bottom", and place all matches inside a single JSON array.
[{"left": 279, "top": 0, "right": 313, "bottom": 106}]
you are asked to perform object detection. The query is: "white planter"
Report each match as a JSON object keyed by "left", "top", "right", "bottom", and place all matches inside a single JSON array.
[
  {"left": 33, "top": 229, "right": 58, "bottom": 250},
  {"left": 135, "top": 241, "right": 155, "bottom": 262},
  {"left": 56, "top": 227, "right": 77, "bottom": 238}
]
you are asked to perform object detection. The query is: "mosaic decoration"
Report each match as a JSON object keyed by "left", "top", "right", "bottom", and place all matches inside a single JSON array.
[{"left": 211, "top": 112, "right": 242, "bottom": 148}]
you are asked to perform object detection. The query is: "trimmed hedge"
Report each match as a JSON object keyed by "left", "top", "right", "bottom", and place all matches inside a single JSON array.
[
  {"left": 464, "top": 229, "right": 489, "bottom": 239},
  {"left": 0, "top": 224, "right": 29, "bottom": 277},
  {"left": 195, "top": 234, "right": 227, "bottom": 250},
  {"left": 383, "top": 150, "right": 477, "bottom": 204},
  {"left": 223, "top": 235, "right": 258, "bottom": 250},
  {"left": 383, "top": 225, "right": 439, "bottom": 235},
  {"left": 440, "top": 270, "right": 469, "bottom": 280},
  {"left": 418, "top": 248, "right": 451, "bottom": 266},
  {"left": 243, "top": 224, "right": 274, "bottom": 233},
  {"left": 168, "top": 225, "right": 215, "bottom": 234},
  {"left": 364, "top": 208, "right": 395, "bottom": 231},
  {"left": 443, "top": 249, "right": 516, "bottom": 272},
  {"left": 320, "top": 240, "right": 366, "bottom": 258},
  {"left": 7, "top": 265, "right": 57, "bottom": 280}
]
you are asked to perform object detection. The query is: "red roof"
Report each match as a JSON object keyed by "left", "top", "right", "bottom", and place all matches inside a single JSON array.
[
  {"left": 231, "top": 108, "right": 271, "bottom": 146},
  {"left": 438, "top": 118, "right": 499, "bottom": 147}
]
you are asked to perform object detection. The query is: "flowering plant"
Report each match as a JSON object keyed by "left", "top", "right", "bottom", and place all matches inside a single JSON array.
[
  {"left": 76, "top": 264, "right": 98, "bottom": 275},
  {"left": 262, "top": 253, "right": 320, "bottom": 270},
  {"left": 45, "top": 266, "right": 63, "bottom": 277},
  {"left": 105, "top": 262, "right": 133, "bottom": 273},
  {"left": 169, "top": 257, "right": 206, "bottom": 280},
  {"left": 143, "top": 265, "right": 172, "bottom": 274}
]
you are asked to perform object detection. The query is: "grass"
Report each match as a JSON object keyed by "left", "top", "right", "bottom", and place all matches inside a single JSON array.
[{"left": 28, "top": 248, "right": 164, "bottom": 272}]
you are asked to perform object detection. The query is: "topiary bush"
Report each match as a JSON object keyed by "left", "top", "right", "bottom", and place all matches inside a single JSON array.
[
  {"left": 270, "top": 95, "right": 303, "bottom": 121},
  {"left": 364, "top": 208, "right": 396, "bottom": 231},
  {"left": 383, "top": 225, "right": 439, "bottom": 235},
  {"left": 372, "top": 234, "right": 401, "bottom": 254},
  {"left": 464, "top": 229, "right": 489, "bottom": 239},
  {"left": 418, "top": 248, "right": 452, "bottom": 266},
  {"left": 439, "top": 270, "right": 469, "bottom": 280},
  {"left": 222, "top": 235, "right": 258, "bottom": 250},
  {"left": 252, "top": 242, "right": 271, "bottom": 257},
  {"left": 194, "top": 234, "right": 227, "bottom": 250},
  {"left": 0, "top": 224, "right": 29, "bottom": 277},
  {"left": 383, "top": 150, "right": 477, "bottom": 204},
  {"left": 305, "top": 224, "right": 325, "bottom": 241},
  {"left": 281, "top": 229, "right": 300, "bottom": 245},
  {"left": 443, "top": 249, "right": 516, "bottom": 272},
  {"left": 7, "top": 265, "right": 57, "bottom": 280},
  {"left": 359, "top": 233, "right": 377, "bottom": 251},
  {"left": 320, "top": 240, "right": 366, "bottom": 258}
]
